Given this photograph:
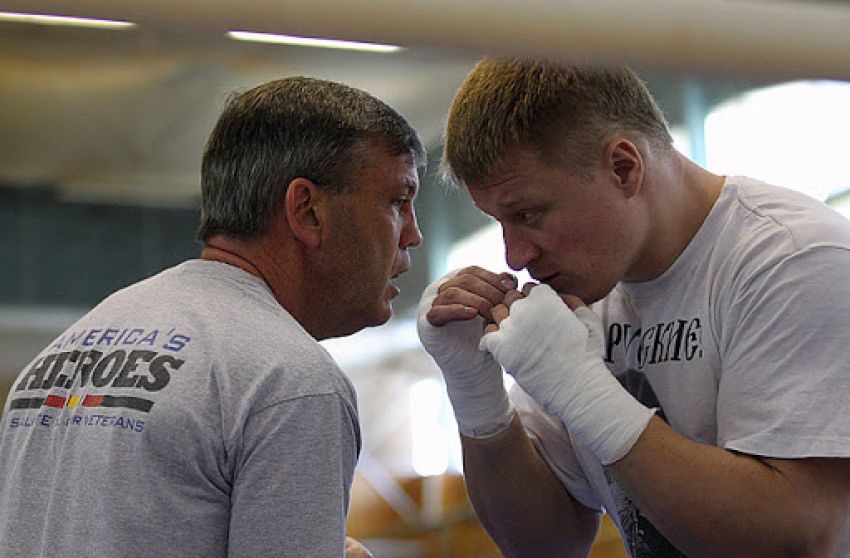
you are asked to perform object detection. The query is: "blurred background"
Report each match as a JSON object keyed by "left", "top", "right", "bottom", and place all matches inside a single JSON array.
[{"left": 2, "top": 1, "right": 850, "bottom": 556}]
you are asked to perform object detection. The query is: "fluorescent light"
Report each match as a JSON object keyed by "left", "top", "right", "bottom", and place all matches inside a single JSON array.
[
  {"left": 227, "top": 30, "right": 402, "bottom": 53},
  {"left": 0, "top": 11, "right": 135, "bottom": 29}
]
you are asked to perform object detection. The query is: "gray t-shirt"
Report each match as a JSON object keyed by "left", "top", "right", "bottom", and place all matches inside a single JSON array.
[
  {"left": 512, "top": 177, "right": 850, "bottom": 557},
  {"left": 0, "top": 260, "right": 361, "bottom": 557}
]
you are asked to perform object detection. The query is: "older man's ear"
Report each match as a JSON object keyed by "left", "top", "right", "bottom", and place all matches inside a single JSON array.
[{"left": 284, "top": 177, "right": 326, "bottom": 249}]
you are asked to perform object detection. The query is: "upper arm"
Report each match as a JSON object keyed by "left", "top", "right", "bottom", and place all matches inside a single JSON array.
[
  {"left": 463, "top": 397, "right": 601, "bottom": 557},
  {"left": 511, "top": 383, "right": 604, "bottom": 512},
  {"left": 228, "top": 394, "right": 360, "bottom": 557},
  {"left": 763, "top": 456, "right": 850, "bottom": 553},
  {"left": 463, "top": 432, "right": 601, "bottom": 558}
]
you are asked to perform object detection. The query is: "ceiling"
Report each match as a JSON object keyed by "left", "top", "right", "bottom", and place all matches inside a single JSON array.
[
  {"left": 2, "top": 0, "right": 850, "bottom": 205},
  {"left": 0, "top": 13, "right": 478, "bottom": 204}
]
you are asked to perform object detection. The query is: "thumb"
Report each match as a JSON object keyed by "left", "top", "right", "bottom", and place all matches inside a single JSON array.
[{"left": 573, "top": 306, "right": 605, "bottom": 359}]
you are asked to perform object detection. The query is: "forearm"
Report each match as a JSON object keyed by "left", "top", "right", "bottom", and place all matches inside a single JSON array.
[
  {"left": 462, "top": 412, "right": 600, "bottom": 558},
  {"left": 609, "top": 417, "right": 849, "bottom": 558}
]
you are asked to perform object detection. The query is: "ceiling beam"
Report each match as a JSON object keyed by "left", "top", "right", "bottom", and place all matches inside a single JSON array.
[{"left": 4, "top": 0, "right": 850, "bottom": 80}]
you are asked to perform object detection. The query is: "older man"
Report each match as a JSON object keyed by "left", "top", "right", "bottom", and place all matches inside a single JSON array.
[{"left": 0, "top": 77, "right": 425, "bottom": 557}]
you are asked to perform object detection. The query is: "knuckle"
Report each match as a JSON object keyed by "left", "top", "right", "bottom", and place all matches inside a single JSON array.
[
  {"left": 439, "top": 286, "right": 464, "bottom": 303},
  {"left": 504, "top": 290, "right": 523, "bottom": 305}
]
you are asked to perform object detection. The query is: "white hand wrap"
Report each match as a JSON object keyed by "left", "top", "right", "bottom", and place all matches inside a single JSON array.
[
  {"left": 417, "top": 271, "right": 513, "bottom": 438},
  {"left": 479, "top": 285, "right": 654, "bottom": 465}
]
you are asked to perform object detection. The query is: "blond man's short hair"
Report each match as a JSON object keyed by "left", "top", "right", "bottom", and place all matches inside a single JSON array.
[{"left": 442, "top": 58, "right": 672, "bottom": 188}]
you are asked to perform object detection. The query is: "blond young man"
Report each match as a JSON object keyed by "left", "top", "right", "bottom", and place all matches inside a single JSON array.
[{"left": 418, "top": 59, "right": 850, "bottom": 557}]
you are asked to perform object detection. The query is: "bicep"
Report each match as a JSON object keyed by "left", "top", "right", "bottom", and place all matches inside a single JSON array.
[
  {"left": 463, "top": 398, "right": 601, "bottom": 557},
  {"left": 511, "top": 383, "right": 604, "bottom": 512},
  {"left": 764, "top": 456, "right": 850, "bottom": 536},
  {"left": 463, "top": 431, "right": 601, "bottom": 558},
  {"left": 755, "top": 456, "right": 850, "bottom": 556}
]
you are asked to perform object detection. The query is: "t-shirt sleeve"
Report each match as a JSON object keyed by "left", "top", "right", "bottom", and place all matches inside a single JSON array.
[
  {"left": 717, "top": 246, "right": 850, "bottom": 458},
  {"left": 510, "top": 383, "right": 603, "bottom": 511},
  {"left": 227, "top": 392, "right": 360, "bottom": 557}
]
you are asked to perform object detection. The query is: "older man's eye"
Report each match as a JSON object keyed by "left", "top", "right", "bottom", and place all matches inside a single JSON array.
[{"left": 516, "top": 210, "right": 538, "bottom": 223}]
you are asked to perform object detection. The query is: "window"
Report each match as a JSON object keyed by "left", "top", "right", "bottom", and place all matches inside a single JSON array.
[{"left": 704, "top": 80, "right": 850, "bottom": 204}]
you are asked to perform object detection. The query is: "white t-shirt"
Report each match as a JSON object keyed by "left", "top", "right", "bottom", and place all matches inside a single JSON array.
[{"left": 513, "top": 177, "right": 850, "bottom": 557}]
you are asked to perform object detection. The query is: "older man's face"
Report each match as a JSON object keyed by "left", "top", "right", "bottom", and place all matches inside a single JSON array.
[{"left": 321, "top": 140, "right": 422, "bottom": 336}]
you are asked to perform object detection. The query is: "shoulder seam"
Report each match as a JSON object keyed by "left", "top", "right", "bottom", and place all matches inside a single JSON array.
[{"left": 248, "top": 391, "right": 354, "bottom": 418}]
